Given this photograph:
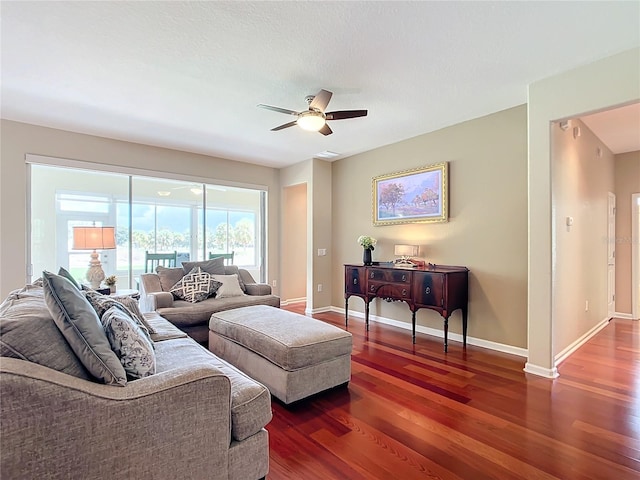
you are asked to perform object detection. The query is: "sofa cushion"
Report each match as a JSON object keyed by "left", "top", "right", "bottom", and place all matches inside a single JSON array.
[
  {"left": 101, "top": 306, "right": 156, "bottom": 379},
  {"left": 158, "top": 294, "right": 280, "bottom": 328},
  {"left": 153, "top": 338, "right": 272, "bottom": 441},
  {"left": 170, "top": 267, "right": 222, "bottom": 303},
  {"left": 182, "top": 257, "right": 225, "bottom": 276},
  {"left": 85, "top": 290, "right": 153, "bottom": 340},
  {"left": 144, "top": 312, "right": 188, "bottom": 341},
  {"left": 0, "top": 285, "right": 92, "bottom": 379},
  {"left": 211, "top": 274, "right": 245, "bottom": 299},
  {"left": 42, "top": 271, "right": 127, "bottom": 386},
  {"left": 156, "top": 266, "right": 185, "bottom": 292}
]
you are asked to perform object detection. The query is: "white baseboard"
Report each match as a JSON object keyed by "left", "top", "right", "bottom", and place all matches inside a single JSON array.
[
  {"left": 332, "top": 306, "right": 528, "bottom": 358},
  {"left": 523, "top": 362, "right": 559, "bottom": 378},
  {"left": 554, "top": 317, "right": 610, "bottom": 367},
  {"left": 306, "top": 306, "right": 333, "bottom": 315},
  {"left": 614, "top": 312, "right": 635, "bottom": 320},
  {"left": 280, "top": 297, "right": 306, "bottom": 307}
]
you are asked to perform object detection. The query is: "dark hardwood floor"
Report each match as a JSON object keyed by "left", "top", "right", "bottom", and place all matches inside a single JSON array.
[{"left": 268, "top": 305, "right": 639, "bottom": 480}]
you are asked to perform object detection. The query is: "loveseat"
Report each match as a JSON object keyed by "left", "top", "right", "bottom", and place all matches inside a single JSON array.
[
  {"left": 0, "top": 278, "right": 272, "bottom": 480},
  {"left": 139, "top": 260, "right": 280, "bottom": 343}
]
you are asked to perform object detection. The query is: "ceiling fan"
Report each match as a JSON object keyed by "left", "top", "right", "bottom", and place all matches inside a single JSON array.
[{"left": 257, "top": 89, "right": 367, "bottom": 136}]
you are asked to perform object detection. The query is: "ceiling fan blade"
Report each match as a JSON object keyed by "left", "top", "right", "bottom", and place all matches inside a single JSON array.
[
  {"left": 325, "top": 110, "right": 368, "bottom": 120},
  {"left": 319, "top": 124, "right": 333, "bottom": 136},
  {"left": 271, "top": 120, "right": 298, "bottom": 131},
  {"left": 257, "top": 104, "right": 299, "bottom": 116},
  {"left": 309, "top": 89, "right": 333, "bottom": 112}
]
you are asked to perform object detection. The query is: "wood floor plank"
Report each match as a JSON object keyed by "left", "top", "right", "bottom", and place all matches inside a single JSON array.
[{"left": 266, "top": 309, "right": 640, "bottom": 479}]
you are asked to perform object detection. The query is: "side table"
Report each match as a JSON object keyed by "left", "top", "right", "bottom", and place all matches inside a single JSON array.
[{"left": 110, "top": 289, "right": 140, "bottom": 300}]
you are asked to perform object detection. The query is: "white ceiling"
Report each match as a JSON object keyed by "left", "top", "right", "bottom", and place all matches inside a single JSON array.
[
  {"left": 580, "top": 102, "right": 640, "bottom": 154},
  {"left": 1, "top": 1, "right": 639, "bottom": 168}
]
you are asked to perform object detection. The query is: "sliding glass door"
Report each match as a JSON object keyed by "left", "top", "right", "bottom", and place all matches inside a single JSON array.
[{"left": 30, "top": 164, "right": 266, "bottom": 288}]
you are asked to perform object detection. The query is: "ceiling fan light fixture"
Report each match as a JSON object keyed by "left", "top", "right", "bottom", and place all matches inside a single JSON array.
[{"left": 297, "top": 111, "right": 326, "bottom": 131}]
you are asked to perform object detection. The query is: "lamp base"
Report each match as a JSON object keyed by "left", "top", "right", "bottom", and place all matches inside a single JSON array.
[
  {"left": 394, "top": 256, "right": 413, "bottom": 265},
  {"left": 86, "top": 250, "right": 105, "bottom": 289}
]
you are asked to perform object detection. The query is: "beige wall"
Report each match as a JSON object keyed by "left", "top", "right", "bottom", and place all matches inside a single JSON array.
[
  {"left": 281, "top": 183, "right": 307, "bottom": 302},
  {"left": 528, "top": 47, "right": 640, "bottom": 376},
  {"left": 551, "top": 119, "right": 615, "bottom": 355},
  {"left": 0, "top": 120, "right": 281, "bottom": 298},
  {"left": 614, "top": 150, "right": 640, "bottom": 315},
  {"left": 332, "top": 105, "right": 528, "bottom": 348}
]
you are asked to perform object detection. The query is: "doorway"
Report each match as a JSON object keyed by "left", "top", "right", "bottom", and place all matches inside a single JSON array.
[
  {"left": 281, "top": 183, "right": 308, "bottom": 305},
  {"left": 633, "top": 193, "right": 640, "bottom": 320}
]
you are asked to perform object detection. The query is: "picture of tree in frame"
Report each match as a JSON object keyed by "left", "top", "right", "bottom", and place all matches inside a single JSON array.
[{"left": 372, "top": 162, "right": 448, "bottom": 226}]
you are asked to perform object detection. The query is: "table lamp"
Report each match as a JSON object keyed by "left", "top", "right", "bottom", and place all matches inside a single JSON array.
[
  {"left": 73, "top": 226, "right": 116, "bottom": 289},
  {"left": 394, "top": 244, "right": 419, "bottom": 265}
]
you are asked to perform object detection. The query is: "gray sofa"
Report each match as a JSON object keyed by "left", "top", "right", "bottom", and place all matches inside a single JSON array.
[
  {"left": 0, "top": 282, "right": 272, "bottom": 480},
  {"left": 140, "top": 264, "right": 280, "bottom": 343}
]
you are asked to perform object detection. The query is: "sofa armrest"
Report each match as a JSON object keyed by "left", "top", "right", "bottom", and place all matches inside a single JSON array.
[
  {"left": 139, "top": 273, "right": 175, "bottom": 311},
  {"left": 1, "top": 358, "right": 232, "bottom": 479},
  {"left": 244, "top": 283, "right": 272, "bottom": 296}
]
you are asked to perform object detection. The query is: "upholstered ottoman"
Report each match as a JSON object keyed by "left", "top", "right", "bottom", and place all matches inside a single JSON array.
[{"left": 208, "top": 305, "right": 352, "bottom": 404}]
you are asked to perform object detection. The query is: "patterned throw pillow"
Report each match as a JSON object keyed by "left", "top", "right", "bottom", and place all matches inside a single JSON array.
[
  {"left": 101, "top": 306, "right": 156, "bottom": 379},
  {"left": 112, "top": 295, "right": 157, "bottom": 334},
  {"left": 85, "top": 291, "right": 153, "bottom": 341},
  {"left": 170, "top": 267, "right": 221, "bottom": 303}
]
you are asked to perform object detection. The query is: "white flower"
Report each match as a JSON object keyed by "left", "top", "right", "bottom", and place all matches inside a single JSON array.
[{"left": 357, "top": 235, "right": 377, "bottom": 250}]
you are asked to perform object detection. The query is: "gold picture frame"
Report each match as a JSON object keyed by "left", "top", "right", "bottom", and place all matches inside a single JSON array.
[{"left": 372, "top": 162, "right": 448, "bottom": 226}]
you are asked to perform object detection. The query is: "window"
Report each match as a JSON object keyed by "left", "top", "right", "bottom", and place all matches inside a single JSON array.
[{"left": 30, "top": 164, "right": 266, "bottom": 288}]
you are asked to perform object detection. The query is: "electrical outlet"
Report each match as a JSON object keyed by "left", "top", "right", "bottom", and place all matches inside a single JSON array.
[
  {"left": 317, "top": 248, "right": 327, "bottom": 256},
  {"left": 272, "top": 280, "right": 277, "bottom": 288},
  {"left": 317, "top": 284, "right": 323, "bottom": 292}
]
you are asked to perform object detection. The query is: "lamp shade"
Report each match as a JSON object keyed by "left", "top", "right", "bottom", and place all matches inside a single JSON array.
[
  {"left": 73, "top": 226, "right": 116, "bottom": 250},
  {"left": 394, "top": 244, "right": 419, "bottom": 257}
]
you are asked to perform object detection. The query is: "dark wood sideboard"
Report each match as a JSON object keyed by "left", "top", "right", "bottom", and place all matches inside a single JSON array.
[{"left": 344, "top": 263, "right": 469, "bottom": 352}]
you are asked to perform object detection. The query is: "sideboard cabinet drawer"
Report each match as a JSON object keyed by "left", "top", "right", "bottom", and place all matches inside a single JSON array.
[
  {"left": 368, "top": 281, "right": 411, "bottom": 299},
  {"left": 367, "top": 268, "right": 412, "bottom": 284}
]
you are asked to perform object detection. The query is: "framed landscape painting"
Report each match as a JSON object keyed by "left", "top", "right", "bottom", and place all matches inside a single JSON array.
[{"left": 372, "top": 162, "right": 448, "bottom": 226}]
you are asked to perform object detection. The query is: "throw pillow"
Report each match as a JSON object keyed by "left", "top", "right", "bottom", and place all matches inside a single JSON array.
[
  {"left": 57, "top": 267, "right": 80, "bottom": 289},
  {"left": 211, "top": 274, "right": 246, "bottom": 299},
  {"left": 111, "top": 295, "right": 157, "bottom": 334},
  {"left": 0, "top": 290, "right": 92, "bottom": 380},
  {"left": 42, "top": 271, "right": 127, "bottom": 386},
  {"left": 170, "top": 267, "right": 221, "bottom": 303},
  {"left": 181, "top": 257, "right": 225, "bottom": 276},
  {"left": 155, "top": 266, "right": 186, "bottom": 292},
  {"left": 223, "top": 265, "right": 247, "bottom": 292},
  {"left": 101, "top": 306, "right": 156, "bottom": 379},
  {"left": 84, "top": 290, "right": 153, "bottom": 341}
]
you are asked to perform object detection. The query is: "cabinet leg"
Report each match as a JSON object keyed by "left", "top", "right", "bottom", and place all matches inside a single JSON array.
[
  {"left": 365, "top": 302, "right": 370, "bottom": 331},
  {"left": 345, "top": 298, "right": 349, "bottom": 327},
  {"left": 462, "top": 308, "right": 468, "bottom": 348},
  {"left": 443, "top": 318, "right": 449, "bottom": 352},
  {"left": 412, "top": 311, "right": 416, "bottom": 344}
]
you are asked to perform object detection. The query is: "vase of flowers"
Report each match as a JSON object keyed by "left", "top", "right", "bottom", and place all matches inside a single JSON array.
[
  {"left": 104, "top": 275, "right": 117, "bottom": 294},
  {"left": 357, "top": 235, "right": 377, "bottom": 265}
]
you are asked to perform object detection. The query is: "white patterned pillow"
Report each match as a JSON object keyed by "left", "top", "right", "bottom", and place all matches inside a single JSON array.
[
  {"left": 170, "top": 267, "right": 221, "bottom": 303},
  {"left": 101, "top": 306, "right": 156, "bottom": 379}
]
